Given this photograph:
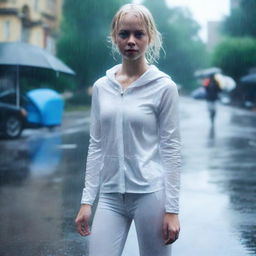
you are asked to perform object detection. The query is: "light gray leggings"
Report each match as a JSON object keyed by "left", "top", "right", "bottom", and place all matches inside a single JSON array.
[{"left": 89, "top": 189, "right": 172, "bottom": 256}]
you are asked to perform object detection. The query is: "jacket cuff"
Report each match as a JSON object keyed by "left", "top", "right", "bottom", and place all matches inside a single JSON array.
[
  {"left": 165, "top": 202, "right": 179, "bottom": 214},
  {"left": 80, "top": 188, "right": 95, "bottom": 205},
  {"left": 165, "top": 208, "right": 179, "bottom": 214}
]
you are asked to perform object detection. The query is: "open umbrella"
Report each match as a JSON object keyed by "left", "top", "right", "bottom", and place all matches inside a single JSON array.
[
  {"left": 194, "top": 67, "right": 222, "bottom": 78},
  {"left": 214, "top": 73, "right": 236, "bottom": 92},
  {"left": 0, "top": 42, "right": 75, "bottom": 107},
  {"left": 240, "top": 73, "right": 256, "bottom": 107},
  {"left": 0, "top": 42, "right": 74, "bottom": 74}
]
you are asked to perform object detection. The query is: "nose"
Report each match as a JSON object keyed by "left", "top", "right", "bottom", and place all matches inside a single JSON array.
[{"left": 127, "top": 34, "right": 136, "bottom": 46}]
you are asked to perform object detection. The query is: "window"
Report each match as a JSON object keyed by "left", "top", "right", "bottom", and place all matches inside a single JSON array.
[
  {"left": 33, "top": 0, "right": 40, "bottom": 11},
  {"left": 46, "top": 36, "right": 56, "bottom": 55},
  {"left": 47, "top": 0, "right": 56, "bottom": 11},
  {"left": 3, "top": 21, "right": 10, "bottom": 41},
  {"left": 21, "top": 27, "right": 30, "bottom": 43}
]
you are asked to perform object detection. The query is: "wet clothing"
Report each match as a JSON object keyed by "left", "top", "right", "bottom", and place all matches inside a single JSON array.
[
  {"left": 89, "top": 190, "right": 172, "bottom": 256},
  {"left": 81, "top": 64, "right": 181, "bottom": 214},
  {"left": 205, "top": 77, "right": 221, "bottom": 102}
]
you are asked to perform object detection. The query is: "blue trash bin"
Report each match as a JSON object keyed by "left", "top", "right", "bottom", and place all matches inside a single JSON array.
[{"left": 26, "top": 88, "right": 64, "bottom": 127}]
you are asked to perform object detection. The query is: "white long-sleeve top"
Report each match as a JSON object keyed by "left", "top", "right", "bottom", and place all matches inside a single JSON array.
[{"left": 81, "top": 64, "right": 181, "bottom": 214}]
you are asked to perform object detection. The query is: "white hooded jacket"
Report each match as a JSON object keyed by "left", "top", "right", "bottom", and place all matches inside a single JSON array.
[{"left": 81, "top": 64, "right": 181, "bottom": 214}]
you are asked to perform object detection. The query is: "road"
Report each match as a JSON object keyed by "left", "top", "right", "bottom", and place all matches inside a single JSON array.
[{"left": 0, "top": 97, "right": 255, "bottom": 256}]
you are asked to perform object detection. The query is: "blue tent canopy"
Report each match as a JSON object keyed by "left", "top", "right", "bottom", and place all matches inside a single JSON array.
[{"left": 26, "top": 88, "right": 64, "bottom": 126}]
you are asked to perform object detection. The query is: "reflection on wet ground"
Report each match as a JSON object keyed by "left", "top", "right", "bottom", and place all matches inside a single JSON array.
[
  {"left": 0, "top": 123, "right": 90, "bottom": 255},
  {"left": 0, "top": 99, "right": 255, "bottom": 256},
  {"left": 175, "top": 98, "right": 256, "bottom": 256}
]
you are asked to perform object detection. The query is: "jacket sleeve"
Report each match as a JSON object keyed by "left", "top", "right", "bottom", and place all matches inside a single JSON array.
[
  {"left": 158, "top": 82, "right": 182, "bottom": 214},
  {"left": 81, "top": 84, "right": 103, "bottom": 205}
]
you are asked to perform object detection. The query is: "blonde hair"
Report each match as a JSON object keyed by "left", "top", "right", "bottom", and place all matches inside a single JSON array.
[{"left": 110, "top": 4, "right": 163, "bottom": 64}]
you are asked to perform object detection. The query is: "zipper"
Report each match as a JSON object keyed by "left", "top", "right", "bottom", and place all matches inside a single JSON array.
[
  {"left": 120, "top": 85, "right": 129, "bottom": 96},
  {"left": 119, "top": 87, "right": 125, "bottom": 193}
]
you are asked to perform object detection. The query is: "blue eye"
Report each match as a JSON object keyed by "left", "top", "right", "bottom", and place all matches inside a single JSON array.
[
  {"left": 118, "top": 30, "right": 145, "bottom": 39},
  {"left": 118, "top": 31, "right": 129, "bottom": 39},
  {"left": 135, "top": 31, "right": 144, "bottom": 38}
]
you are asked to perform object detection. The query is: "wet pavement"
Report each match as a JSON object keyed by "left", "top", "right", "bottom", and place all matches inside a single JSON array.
[{"left": 0, "top": 97, "right": 255, "bottom": 256}]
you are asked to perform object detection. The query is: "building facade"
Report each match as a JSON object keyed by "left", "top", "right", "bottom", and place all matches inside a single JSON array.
[
  {"left": 0, "top": 0, "right": 63, "bottom": 54},
  {"left": 207, "top": 21, "right": 223, "bottom": 52},
  {"left": 230, "top": 0, "right": 241, "bottom": 10}
]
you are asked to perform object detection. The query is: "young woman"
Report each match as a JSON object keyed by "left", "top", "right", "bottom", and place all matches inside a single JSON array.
[{"left": 75, "top": 4, "right": 181, "bottom": 256}]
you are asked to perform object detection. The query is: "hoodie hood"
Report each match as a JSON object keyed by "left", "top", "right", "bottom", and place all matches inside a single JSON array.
[{"left": 106, "top": 64, "right": 170, "bottom": 90}]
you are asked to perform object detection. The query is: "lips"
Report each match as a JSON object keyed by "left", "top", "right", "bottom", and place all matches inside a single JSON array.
[{"left": 125, "top": 49, "right": 138, "bottom": 53}]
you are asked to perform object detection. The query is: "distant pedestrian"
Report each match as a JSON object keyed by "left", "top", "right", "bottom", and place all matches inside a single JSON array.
[
  {"left": 204, "top": 74, "right": 222, "bottom": 124},
  {"left": 75, "top": 4, "right": 181, "bottom": 256}
]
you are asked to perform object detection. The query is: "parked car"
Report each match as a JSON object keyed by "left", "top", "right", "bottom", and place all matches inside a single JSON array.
[
  {"left": 0, "top": 88, "right": 64, "bottom": 139},
  {"left": 0, "top": 90, "right": 28, "bottom": 138},
  {"left": 191, "top": 87, "right": 206, "bottom": 100}
]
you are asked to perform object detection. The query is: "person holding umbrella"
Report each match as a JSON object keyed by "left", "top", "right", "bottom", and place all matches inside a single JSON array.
[
  {"left": 203, "top": 74, "right": 222, "bottom": 124},
  {"left": 75, "top": 3, "right": 181, "bottom": 256}
]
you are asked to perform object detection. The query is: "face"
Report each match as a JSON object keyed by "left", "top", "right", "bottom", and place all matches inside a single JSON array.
[{"left": 114, "top": 12, "right": 150, "bottom": 61}]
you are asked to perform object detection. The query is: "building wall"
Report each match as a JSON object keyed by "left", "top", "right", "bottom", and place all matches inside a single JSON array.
[
  {"left": 207, "top": 21, "right": 223, "bottom": 52},
  {"left": 0, "top": 16, "right": 21, "bottom": 41},
  {"left": 30, "top": 24, "right": 44, "bottom": 47},
  {"left": 230, "top": 0, "right": 241, "bottom": 10},
  {"left": 0, "top": 0, "right": 63, "bottom": 54}
]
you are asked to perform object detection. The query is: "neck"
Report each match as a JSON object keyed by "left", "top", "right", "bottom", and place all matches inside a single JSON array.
[{"left": 120, "top": 57, "right": 149, "bottom": 77}]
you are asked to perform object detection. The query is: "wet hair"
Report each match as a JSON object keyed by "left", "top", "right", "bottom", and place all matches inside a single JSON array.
[{"left": 110, "top": 3, "right": 163, "bottom": 64}]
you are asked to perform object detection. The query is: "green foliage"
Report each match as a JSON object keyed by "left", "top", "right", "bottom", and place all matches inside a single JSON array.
[
  {"left": 66, "top": 89, "right": 91, "bottom": 106},
  {"left": 214, "top": 0, "right": 256, "bottom": 80},
  {"left": 57, "top": 0, "right": 207, "bottom": 92},
  {"left": 143, "top": 0, "right": 208, "bottom": 90},
  {"left": 57, "top": 0, "right": 128, "bottom": 90},
  {"left": 223, "top": 0, "right": 256, "bottom": 38},
  {"left": 0, "top": 65, "right": 75, "bottom": 94},
  {"left": 212, "top": 37, "right": 256, "bottom": 80},
  {"left": 19, "top": 67, "right": 76, "bottom": 93}
]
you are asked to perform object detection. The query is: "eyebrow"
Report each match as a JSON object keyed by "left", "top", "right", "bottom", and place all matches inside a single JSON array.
[{"left": 119, "top": 29, "right": 145, "bottom": 32}]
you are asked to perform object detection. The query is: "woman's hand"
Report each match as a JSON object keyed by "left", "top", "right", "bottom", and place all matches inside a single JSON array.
[
  {"left": 75, "top": 204, "right": 92, "bottom": 236},
  {"left": 162, "top": 213, "right": 180, "bottom": 245}
]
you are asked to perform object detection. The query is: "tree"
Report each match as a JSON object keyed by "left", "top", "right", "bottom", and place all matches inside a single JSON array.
[
  {"left": 57, "top": 0, "right": 127, "bottom": 90},
  {"left": 212, "top": 37, "right": 256, "bottom": 80},
  {"left": 212, "top": 0, "right": 256, "bottom": 80},
  {"left": 223, "top": 0, "right": 256, "bottom": 38},
  {"left": 58, "top": 0, "right": 207, "bottom": 92},
  {"left": 143, "top": 0, "right": 208, "bottom": 90}
]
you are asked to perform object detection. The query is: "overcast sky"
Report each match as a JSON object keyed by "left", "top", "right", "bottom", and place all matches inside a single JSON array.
[
  {"left": 166, "top": 0, "right": 230, "bottom": 41},
  {"left": 133, "top": 0, "right": 230, "bottom": 41}
]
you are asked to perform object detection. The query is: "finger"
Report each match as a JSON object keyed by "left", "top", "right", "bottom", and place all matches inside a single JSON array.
[
  {"left": 76, "top": 220, "right": 90, "bottom": 236},
  {"left": 164, "top": 230, "right": 177, "bottom": 245},
  {"left": 79, "top": 224, "right": 90, "bottom": 236},
  {"left": 83, "top": 223, "right": 91, "bottom": 236},
  {"left": 76, "top": 222, "right": 84, "bottom": 236},
  {"left": 162, "top": 223, "right": 168, "bottom": 240},
  {"left": 163, "top": 226, "right": 174, "bottom": 245}
]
